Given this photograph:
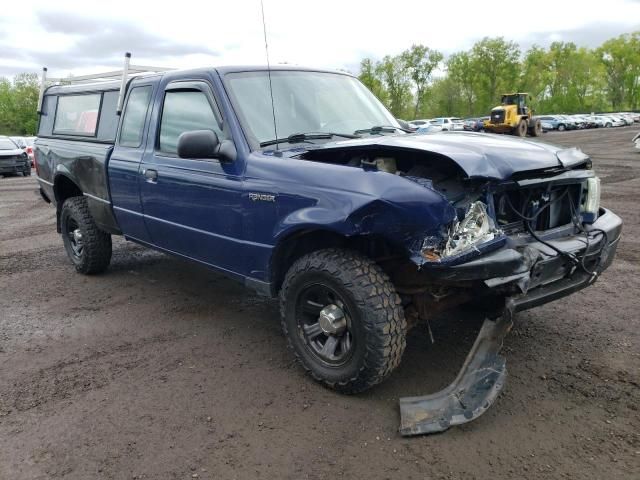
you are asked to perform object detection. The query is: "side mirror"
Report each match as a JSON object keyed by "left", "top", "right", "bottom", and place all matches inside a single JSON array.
[{"left": 177, "top": 130, "right": 220, "bottom": 159}]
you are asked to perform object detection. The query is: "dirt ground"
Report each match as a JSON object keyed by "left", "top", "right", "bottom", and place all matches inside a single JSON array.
[{"left": 1, "top": 126, "right": 638, "bottom": 480}]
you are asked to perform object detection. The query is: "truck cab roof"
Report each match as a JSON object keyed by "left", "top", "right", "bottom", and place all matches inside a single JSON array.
[{"left": 44, "top": 65, "right": 353, "bottom": 96}]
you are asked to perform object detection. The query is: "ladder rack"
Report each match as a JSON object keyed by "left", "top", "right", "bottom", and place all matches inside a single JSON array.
[{"left": 37, "top": 52, "right": 173, "bottom": 115}]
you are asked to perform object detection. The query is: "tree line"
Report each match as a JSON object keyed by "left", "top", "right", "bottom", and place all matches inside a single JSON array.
[
  {"left": 0, "top": 73, "right": 39, "bottom": 136},
  {"left": 1, "top": 32, "right": 638, "bottom": 135},
  {"left": 358, "top": 32, "right": 640, "bottom": 120}
]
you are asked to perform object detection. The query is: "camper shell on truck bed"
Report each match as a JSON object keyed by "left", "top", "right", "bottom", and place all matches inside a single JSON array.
[
  {"left": 37, "top": 80, "right": 125, "bottom": 234},
  {"left": 34, "top": 57, "right": 622, "bottom": 436}
]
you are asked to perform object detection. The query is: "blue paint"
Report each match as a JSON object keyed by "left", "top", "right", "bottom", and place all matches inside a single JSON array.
[{"left": 36, "top": 66, "right": 603, "bottom": 296}]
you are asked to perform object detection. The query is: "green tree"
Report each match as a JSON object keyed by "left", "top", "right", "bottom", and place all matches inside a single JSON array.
[
  {"left": 358, "top": 58, "right": 388, "bottom": 104},
  {"left": 11, "top": 73, "right": 39, "bottom": 135},
  {"left": 401, "top": 44, "right": 443, "bottom": 118},
  {"left": 376, "top": 55, "right": 412, "bottom": 118},
  {"left": 519, "top": 45, "right": 550, "bottom": 106},
  {"left": 0, "top": 73, "right": 39, "bottom": 135},
  {"left": 569, "top": 47, "right": 605, "bottom": 113},
  {"left": 598, "top": 32, "right": 640, "bottom": 109},
  {"left": 423, "top": 76, "right": 464, "bottom": 117},
  {"left": 447, "top": 52, "right": 476, "bottom": 116},
  {"left": 471, "top": 37, "right": 521, "bottom": 112}
]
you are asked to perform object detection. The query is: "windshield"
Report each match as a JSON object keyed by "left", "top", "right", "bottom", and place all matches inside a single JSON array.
[
  {"left": 224, "top": 70, "right": 399, "bottom": 147},
  {"left": 0, "top": 139, "right": 18, "bottom": 150}
]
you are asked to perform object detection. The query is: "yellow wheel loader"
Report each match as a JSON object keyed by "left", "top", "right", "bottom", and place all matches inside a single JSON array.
[{"left": 483, "top": 93, "right": 542, "bottom": 137}]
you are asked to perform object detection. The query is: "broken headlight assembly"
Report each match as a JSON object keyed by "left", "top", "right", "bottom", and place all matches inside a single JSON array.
[
  {"left": 582, "top": 177, "right": 601, "bottom": 223},
  {"left": 421, "top": 201, "right": 503, "bottom": 262}
]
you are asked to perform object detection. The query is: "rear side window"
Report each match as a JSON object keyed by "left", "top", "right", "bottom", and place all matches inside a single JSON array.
[
  {"left": 54, "top": 94, "right": 102, "bottom": 136},
  {"left": 119, "top": 86, "right": 152, "bottom": 147},
  {"left": 159, "top": 90, "right": 222, "bottom": 155}
]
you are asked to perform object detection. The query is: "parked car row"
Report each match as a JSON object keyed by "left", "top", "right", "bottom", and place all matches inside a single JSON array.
[
  {"left": 404, "top": 112, "right": 638, "bottom": 136},
  {"left": 409, "top": 117, "right": 465, "bottom": 133},
  {"left": 539, "top": 113, "right": 638, "bottom": 131}
]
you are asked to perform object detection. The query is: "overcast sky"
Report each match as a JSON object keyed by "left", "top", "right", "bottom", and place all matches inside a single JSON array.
[{"left": 2, "top": 0, "right": 639, "bottom": 78}]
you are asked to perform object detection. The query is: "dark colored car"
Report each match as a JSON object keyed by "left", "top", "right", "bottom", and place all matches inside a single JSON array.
[
  {"left": 463, "top": 117, "right": 487, "bottom": 132},
  {"left": 35, "top": 64, "right": 621, "bottom": 435},
  {"left": 0, "top": 136, "right": 31, "bottom": 176}
]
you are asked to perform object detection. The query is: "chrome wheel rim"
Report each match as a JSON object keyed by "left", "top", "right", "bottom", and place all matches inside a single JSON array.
[{"left": 66, "top": 219, "right": 84, "bottom": 258}]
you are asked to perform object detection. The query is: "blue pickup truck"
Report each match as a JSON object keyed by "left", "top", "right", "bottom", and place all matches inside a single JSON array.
[{"left": 34, "top": 62, "right": 622, "bottom": 434}]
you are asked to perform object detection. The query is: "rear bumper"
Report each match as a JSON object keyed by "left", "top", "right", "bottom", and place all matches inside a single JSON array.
[{"left": 428, "top": 208, "right": 622, "bottom": 308}]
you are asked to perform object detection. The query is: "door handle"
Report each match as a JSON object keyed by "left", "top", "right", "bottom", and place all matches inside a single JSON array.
[{"left": 143, "top": 168, "right": 158, "bottom": 183}]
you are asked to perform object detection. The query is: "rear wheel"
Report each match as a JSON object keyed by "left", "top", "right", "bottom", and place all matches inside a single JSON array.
[
  {"left": 528, "top": 119, "right": 542, "bottom": 137},
  {"left": 280, "top": 249, "right": 406, "bottom": 393},
  {"left": 60, "top": 197, "right": 112, "bottom": 274},
  {"left": 514, "top": 120, "right": 527, "bottom": 137}
]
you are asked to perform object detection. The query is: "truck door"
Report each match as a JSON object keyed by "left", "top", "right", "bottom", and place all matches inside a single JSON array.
[
  {"left": 109, "top": 84, "right": 155, "bottom": 242},
  {"left": 138, "top": 80, "right": 245, "bottom": 274}
]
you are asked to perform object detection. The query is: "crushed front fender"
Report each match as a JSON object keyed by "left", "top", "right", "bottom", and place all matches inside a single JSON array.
[{"left": 399, "top": 300, "right": 514, "bottom": 436}]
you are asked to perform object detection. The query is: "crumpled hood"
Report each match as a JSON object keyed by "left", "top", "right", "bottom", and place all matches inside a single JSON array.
[{"left": 306, "top": 131, "right": 589, "bottom": 180}]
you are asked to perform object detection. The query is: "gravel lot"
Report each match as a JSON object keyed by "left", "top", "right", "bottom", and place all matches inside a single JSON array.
[{"left": 1, "top": 126, "right": 638, "bottom": 479}]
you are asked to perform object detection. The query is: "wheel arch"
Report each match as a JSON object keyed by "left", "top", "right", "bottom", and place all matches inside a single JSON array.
[
  {"left": 53, "top": 173, "right": 83, "bottom": 233},
  {"left": 269, "top": 227, "right": 401, "bottom": 296}
]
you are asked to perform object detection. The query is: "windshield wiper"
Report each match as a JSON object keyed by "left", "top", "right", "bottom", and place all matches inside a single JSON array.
[
  {"left": 260, "top": 132, "right": 360, "bottom": 148},
  {"left": 354, "top": 125, "right": 412, "bottom": 135}
]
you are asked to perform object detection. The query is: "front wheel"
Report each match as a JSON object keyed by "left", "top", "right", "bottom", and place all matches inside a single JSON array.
[
  {"left": 280, "top": 249, "right": 407, "bottom": 394},
  {"left": 22, "top": 167, "right": 31, "bottom": 176},
  {"left": 60, "top": 197, "right": 112, "bottom": 274},
  {"left": 515, "top": 120, "right": 527, "bottom": 137}
]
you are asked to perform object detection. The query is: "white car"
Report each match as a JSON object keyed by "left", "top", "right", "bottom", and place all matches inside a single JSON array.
[
  {"left": 620, "top": 112, "right": 640, "bottom": 123},
  {"left": 585, "top": 115, "right": 607, "bottom": 128},
  {"left": 596, "top": 115, "right": 625, "bottom": 127},
  {"left": 429, "top": 117, "right": 464, "bottom": 131},
  {"left": 615, "top": 113, "right": 635, "bottom": 126},
  {"left": 410, "top": 119, "right": 431, "bottom": 128}
]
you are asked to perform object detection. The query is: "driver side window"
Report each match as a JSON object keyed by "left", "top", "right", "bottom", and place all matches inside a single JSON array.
[{"left": 159, "top": 90, "right": 224, "bottom": 155}]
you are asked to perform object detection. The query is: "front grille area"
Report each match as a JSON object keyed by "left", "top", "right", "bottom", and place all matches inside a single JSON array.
[
  {"left": 491, "top": 109, "right": 505, "bottom": 124},
  {"left": 495, "top": 183, "right": 583, "bottom": 234},
  {"left": 0, "top": 155, "right": 22, "bottom": 165}
]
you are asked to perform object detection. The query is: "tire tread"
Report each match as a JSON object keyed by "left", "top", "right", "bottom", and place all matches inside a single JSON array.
[
  {"left": 61, "top": 196, "right": 112, "bottom": 274},
  {"left": 280, "top": 248, "right": 406, "bottom": 394}
]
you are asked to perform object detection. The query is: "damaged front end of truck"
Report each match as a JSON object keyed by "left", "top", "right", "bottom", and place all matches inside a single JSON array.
[{"left": 300, "top": 132, "right": 622, "bottom": 435}]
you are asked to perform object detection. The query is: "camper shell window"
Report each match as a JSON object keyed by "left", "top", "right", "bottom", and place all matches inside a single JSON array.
[{"left": 53, "top": 93, "right": 103, "bottom": 136}]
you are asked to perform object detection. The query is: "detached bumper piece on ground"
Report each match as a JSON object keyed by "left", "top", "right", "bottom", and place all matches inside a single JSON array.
[{"left": 399, "top": 301, "right": 514, "bottom": 436}]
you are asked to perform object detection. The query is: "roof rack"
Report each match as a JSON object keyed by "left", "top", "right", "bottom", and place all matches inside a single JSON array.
[{"left": 37, "top": 52, "right": 173, "bottom": 115}]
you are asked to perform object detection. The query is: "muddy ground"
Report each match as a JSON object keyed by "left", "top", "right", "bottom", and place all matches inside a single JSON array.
[{"left": 1, "top": 126, "right": 638, "bottom": 479}]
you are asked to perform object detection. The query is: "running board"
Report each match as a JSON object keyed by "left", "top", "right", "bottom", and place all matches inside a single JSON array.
[{"left": 399, "top": 300, "right": 514, "bottom": 436}]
